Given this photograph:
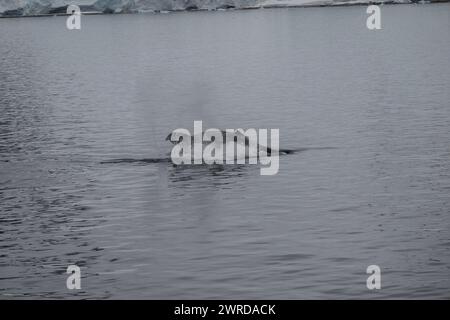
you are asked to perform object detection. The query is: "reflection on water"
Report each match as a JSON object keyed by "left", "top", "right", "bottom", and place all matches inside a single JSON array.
[
  {"left": 168, "top": 164, "right": 252, "bottom": 188},
  {"left": 1, "top": 5, "right": 450, "bottom": 299}
]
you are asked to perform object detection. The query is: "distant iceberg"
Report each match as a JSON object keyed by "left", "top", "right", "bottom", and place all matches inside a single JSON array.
[{"left": 0, "top": 0, "right": 447, "bottom": 17}]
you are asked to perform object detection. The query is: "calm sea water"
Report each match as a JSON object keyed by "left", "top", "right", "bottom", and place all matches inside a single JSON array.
[{"left": 1, "top": 4, "right": 449, "bottom": 299}]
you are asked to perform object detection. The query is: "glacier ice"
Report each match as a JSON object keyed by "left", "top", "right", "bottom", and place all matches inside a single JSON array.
[{"left": 0, "top": 0, "right": 418, "bottom": 16}]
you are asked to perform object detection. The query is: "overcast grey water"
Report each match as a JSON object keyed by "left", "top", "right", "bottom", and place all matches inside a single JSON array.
[{"left": 1, "top": 4, "right": 450, "bottom": 299}]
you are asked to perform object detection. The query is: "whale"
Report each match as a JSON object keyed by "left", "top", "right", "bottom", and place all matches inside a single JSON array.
[
  {"left": 100, "top": 129, "right": 335, "bottom": 166},
  {"left": 165, "top": 129, "right": 295, "bottom": 158}
]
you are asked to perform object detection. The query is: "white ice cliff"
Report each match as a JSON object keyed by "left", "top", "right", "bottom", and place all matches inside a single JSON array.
[{"left": 0, "top": 0, "right": 435, "bottom": 16}]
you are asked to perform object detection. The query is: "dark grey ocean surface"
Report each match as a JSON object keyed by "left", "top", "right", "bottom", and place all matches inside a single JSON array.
[{"left": 1, "top": 4, "right": 450, "bottom": 299}]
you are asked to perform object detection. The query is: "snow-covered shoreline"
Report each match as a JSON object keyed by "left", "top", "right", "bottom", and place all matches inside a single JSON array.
[{"left": 0, "top": 0, "right": 448, "bottom": 18}]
